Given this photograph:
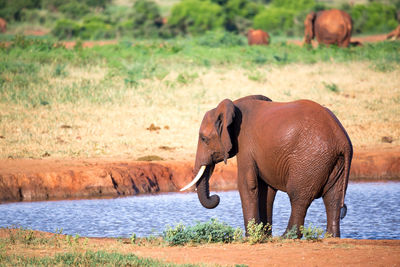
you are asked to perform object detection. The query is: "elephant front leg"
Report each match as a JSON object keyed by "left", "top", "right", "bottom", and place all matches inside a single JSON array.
[{"left": 237, "top": 162, "right": 260, "bottom": 235}]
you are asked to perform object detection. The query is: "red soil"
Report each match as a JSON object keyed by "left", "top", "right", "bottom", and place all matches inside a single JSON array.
[{"left": 0, "top": 147, "right": 399, "bottom": 203}]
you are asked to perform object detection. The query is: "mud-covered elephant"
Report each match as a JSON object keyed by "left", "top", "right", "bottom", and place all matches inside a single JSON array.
[
  {"left": 0, "top": 17, "right": 6, "bottom": 33},
  {"left": 304, "top": 9, "right": 353, "bottom": 47},
  {"left": 386, "top": 25, "right": 400, "bottom": 40},
  {"left": 247, "top": 29, "right": 270, "bottom": 46},
  {"left": 181, "top": 95, "right": 353, "bottom": 238}
]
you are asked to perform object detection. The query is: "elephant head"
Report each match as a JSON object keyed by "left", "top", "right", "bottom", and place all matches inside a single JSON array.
[
  {"left": 304, "top": 12, "right": 316, "bottom": 44},
  {"left": 181, "top": 99, "right": 237, "bottom": 209}
]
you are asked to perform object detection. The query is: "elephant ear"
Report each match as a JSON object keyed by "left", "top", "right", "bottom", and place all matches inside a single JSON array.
[{"left": 214, "top": 99, "right": 235, "bottom": 164}]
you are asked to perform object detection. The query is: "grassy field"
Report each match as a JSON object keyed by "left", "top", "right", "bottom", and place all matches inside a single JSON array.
[{"left": 0, "top": 35, "right": 399, "bottom": 160}]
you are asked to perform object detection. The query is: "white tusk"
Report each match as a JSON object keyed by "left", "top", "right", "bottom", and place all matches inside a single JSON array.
[{"left": 180, "top": 165, "right": 206, "bottom": 191}]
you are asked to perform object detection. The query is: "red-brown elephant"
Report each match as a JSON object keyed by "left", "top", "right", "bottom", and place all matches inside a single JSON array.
[
  {"left": 0, "top": 17, "right": 6, "bottom": 33},
  {"left": 304, "top": 9, "right": 353, "bottom": 47},
  {"left": 386, "top": 25, "right": 400, "bottom": 40},
  {"left": 181, "top": 95, "right": 353, "bottom": 238},
  {"left": 247, "top": 29, "right": 270, "bottom": 46}
]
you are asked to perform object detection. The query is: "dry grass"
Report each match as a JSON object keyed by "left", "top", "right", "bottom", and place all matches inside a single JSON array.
[{"left": 0, "top": 62, "right": 399, "bottom": 160}]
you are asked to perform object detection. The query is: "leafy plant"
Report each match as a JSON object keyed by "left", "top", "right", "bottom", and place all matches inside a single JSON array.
[
  {"left": 246, "top": 219, "right": 271, "bottom": 244},
  {"left": 168, "top": 0, "right": 225, "bottom": 35},
  {"left": 163, "top": 219, "right": 241, "bottom": 246},
  {"left": 323, "top": 82, "right": 340, "bottom": 93},
  {"left": 300, "top": 224, "right": 324, "bottom": 241},
  {"left": 283, "top": 225, "right": 298, "bottom": 239}
]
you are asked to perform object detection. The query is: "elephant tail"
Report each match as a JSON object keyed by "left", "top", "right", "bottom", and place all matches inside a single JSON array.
[{"left": 340, "top": 144, "right": 353, "bottom": 220}]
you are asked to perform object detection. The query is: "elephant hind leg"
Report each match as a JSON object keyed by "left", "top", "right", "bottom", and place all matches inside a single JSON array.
[
  {"left": 284, "top": 196, "right": 313, "bottom": 238},
  {"left": 258, "top": 178, "right": 276, "bottom": 236},
  {"left": 323, "top": 183, "right": 343, "bottom": 237}
]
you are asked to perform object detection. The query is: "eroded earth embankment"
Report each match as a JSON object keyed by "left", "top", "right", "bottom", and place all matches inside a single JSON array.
[{"left": 0, "top": 148, "right": 399, "bottom": 203}]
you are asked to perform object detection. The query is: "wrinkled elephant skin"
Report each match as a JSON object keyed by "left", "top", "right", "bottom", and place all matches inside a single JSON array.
[{"left": 187, "top": 95, "right": 353, "bottom": 238}]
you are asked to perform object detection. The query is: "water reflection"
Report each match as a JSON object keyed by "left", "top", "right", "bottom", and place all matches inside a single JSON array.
[{"left": 0, "top": 182, "right": 399, "bottom": 239}]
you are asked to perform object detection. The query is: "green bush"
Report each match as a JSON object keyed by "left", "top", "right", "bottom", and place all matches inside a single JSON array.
[
  {"left": 51, "top": 19, "right": 81, "bottom": 39},
  {"left": 253, "top": 7, "right": 297, "bottom": 36},
  {"left": 223, "top": 0, "right": 264, "bottom": 33},
  {"left": 350, "top": 3, "right": 398, "bottom": 34},
  {"left": 59, "top": 1, "right": 90, "bottom": 20},
  {"left": 0, "top": 0, "right": 41, "bottom": 21},
  {"left": 300, "top": 224, "right": 324, "bottom": 241},
  {"left": 131, "top": 0, "right": 163, "bottom": 38},
  {"left": 168, "top": 0, "right": 225, "bottom": 35},
  {"left": 79, "top": 16, "right": 115, "bottom": 40},
  {"left": 246, "top": 219, "right": 271, "bottom": 244},
  {"left": 195, "top": 31, "right": 246, "bottom": 47},
  {"left": 270, "top": 0, "right": 315, "bottom": 11},
  {"left": 163, "top": 219, "right": 243, "bottom": 245}
]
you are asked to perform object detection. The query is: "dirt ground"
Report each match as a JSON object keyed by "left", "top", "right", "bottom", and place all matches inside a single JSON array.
[
  {"left": 131, "top": 239, "right": 400, "bottom": 267},
  {"left": 1, "top": 229, "right": 399, "bottom": 266}
]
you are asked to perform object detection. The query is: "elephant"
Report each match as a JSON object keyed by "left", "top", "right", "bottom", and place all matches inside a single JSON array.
[
  {"left": 181, "top": 95, "right": 353, "bottom": 238},
  {"left": 0, "top": 17, "right": 6, "bottom": 33},
  {"left": 247, "top": 29, "right": 270, "bottom": 46},
  {"left": 386, "top": 25, "right": 400, "bottom": 40},
  {"left": 304, "top": 9, "right": 353, "bottom": 47}
]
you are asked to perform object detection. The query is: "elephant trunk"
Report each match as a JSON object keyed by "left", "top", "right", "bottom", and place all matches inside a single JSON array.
[{"left": 195, "top": 164, "right": 220, "bottom": 209}]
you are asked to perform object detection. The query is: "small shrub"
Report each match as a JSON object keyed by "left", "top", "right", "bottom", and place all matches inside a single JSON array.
[
  {"left": 168, "top": 0, "right": 225, "bottom": 35},
  {"left": 323, "top": 82, "right": 340, "bottom": 93},
  {"left": 300, "top": 224, "right": 324, "bottom": 241},
  {"left": 195, "top": 31, "right": 245, "bottom": 47},
  {"left": 59, "top": 1, "right": 90, "bottom": 20},
  {"left": 52, "top": 19, "right": 81, "bottom": 39},
  {"left": 163, "top": 219, "right": 241, "bottom": 246},
  {"left": 246, "top": 219, "right": 271, "bottom": 244},
  {"left": 283, "top": 225, "right": 298, "bottom": 239},
  {"left": 130, "top": 233, "right": 137, "bottom": 244}
]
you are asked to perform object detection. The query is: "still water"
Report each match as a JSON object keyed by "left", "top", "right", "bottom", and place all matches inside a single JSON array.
[{"left": 0, "top": 182, "right": 399, "bottom": 239}]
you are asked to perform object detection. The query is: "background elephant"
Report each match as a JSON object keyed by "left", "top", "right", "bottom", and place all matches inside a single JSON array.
[
  {"left": 0, "top": 17, "right": 6, "bottom": 33},
  {"left": 304, "top": 9, "right": 353, "bottom": 47},
  {"left": 182, "top": 95, "right": 353, "bottom": 238},
  {"left": 247, "top": 29, "right": 270, "bottom": 46},
  {"left": 386, "top": 25, "right": 400, "bottom": 40}
]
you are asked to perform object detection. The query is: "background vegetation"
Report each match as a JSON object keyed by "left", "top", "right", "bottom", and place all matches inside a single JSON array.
[
  {"left": 0, "top": 34, "right": 399, "bottom": 159},
  {"left": 0, "top": 0, "right": 399, "bottom": 40}
]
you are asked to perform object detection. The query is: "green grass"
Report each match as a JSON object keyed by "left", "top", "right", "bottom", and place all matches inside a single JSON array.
[
  {"left": 0, "top": 250, "right": 196, "bottom": 266},
  {"left": 1, "top": 35, "right": 399, "bottom": 108}
]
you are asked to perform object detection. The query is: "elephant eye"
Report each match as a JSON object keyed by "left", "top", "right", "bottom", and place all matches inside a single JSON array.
[{"left": 200, "top": 135, "right": 209, "bottom": 144}]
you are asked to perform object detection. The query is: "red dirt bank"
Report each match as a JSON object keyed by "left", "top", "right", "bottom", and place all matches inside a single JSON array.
[{"left": 0, "top": 147, "right": 399, "bottom": 203}]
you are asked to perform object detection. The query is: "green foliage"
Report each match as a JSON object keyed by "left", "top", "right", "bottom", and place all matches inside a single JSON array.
[
  {"left": 223, "top": 0, "right": 264, "bottom": 33},
  {"left": 195, "top": 31, "right": 246, "bottom": 47},
  {"left": 300, "top": 224, "right": 324, "bottom": 241},
  {"left": 163, "top": 219, "right": 243, "bottom": 245},
  {"left": 253, "top": 7, "right": 297, "bottom": 36},
  {"left": 168, "top": 0, "right": 225, "bottom": 35},
  {"left": 270, "top": 0, "right": 315, "bottom": 11},
  {"left": 284, "top": 225, "right": 298, "bottom": 239},
  {"left": 349, "top": 2, "right": 398, "bottom": 34},
  {"left": 246, "top": 219, "right": 271, "bottom": 244},
  {"left": 0, "top": 0, "right": 41, "bottom": 21},
  {"left": 59, "top": 1, "right": 90, "bottom": 20},
  {"left": 52, "top": 19, "right": 81, "bottom": 39},
  {"left": 323, "top": 82, "right": 340, "bottom": 93},
  {"left": 79, "top": 16, "right": 115, "bottom": 40},
  {"left": 129, "top": 0, "right": 164, "bottom": 38},
  {"left": 1, "top": 250, "right": 187, "bottom": 266}
]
